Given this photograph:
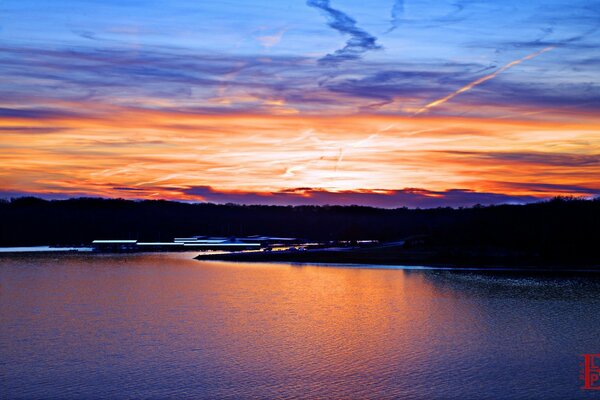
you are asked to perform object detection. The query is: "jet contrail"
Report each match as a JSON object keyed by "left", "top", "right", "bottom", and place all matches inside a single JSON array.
[
  {"left": 415, "top": 46, "right": 554, "bottom": 114},
  {"left": 307, "top": 0, "right": 381, "bottom": 65}
]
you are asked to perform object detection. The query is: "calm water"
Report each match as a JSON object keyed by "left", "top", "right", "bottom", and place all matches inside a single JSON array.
[{"left": 1, "top": 253, "right": 599, "bottom": 399}]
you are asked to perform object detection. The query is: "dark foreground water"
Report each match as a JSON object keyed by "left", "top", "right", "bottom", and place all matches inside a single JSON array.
[{"left": 1, "top": 253, "right": 599, "bottom": 399}]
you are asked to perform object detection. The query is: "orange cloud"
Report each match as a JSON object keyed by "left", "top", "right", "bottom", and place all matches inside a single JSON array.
[{"left": 0, "top": 103, "right": 599, "bottom": 203}]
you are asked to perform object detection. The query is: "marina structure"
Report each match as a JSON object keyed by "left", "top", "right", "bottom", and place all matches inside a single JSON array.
[{"left": 91, "top": 236, "right": 300, "bottom": 252}]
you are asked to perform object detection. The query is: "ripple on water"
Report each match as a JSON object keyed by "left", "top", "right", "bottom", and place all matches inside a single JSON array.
[{"left": 1, "top": 253, "right": 598, "bottom": 399}]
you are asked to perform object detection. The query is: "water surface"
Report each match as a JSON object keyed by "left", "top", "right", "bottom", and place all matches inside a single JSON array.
[{"left": 1, "top": 253, "right": 599, "bottom": 399}]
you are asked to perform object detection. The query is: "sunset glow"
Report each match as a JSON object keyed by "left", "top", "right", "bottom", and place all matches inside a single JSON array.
[{"left": 1, "top": 0, "right": 599, "bottom": 207}]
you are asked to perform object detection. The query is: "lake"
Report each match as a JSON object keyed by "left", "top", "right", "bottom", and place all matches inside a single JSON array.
[{"left": 1, "top": 253, "right": 599, "bottom": 399}]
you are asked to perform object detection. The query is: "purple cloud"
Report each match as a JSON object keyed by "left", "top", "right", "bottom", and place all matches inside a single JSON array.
[{"left": 182, "top": 186, "right": 541, "bottom": 208}]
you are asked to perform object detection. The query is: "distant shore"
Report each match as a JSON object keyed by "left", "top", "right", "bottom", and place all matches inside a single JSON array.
[
  {"left": 1, "top": 245, "right": 598, "bottom": 272},
  {"left": 195, "top": 244, "right": 600, "bottom": 271}
]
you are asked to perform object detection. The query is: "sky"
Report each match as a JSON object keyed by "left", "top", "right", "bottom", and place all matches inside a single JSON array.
[{"left": 0, "top": 0, "right": 599, "bottom": 207}]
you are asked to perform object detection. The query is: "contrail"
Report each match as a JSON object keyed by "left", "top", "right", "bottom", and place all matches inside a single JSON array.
[
  {"left": 415, "top": 46, "right": 554, "bottom": 114},
  {"left": 385, "top": 0, "right": 404, "bottom": 34},
  {"left": 307, "top": 0, "right": 381, "bottom": 65}
]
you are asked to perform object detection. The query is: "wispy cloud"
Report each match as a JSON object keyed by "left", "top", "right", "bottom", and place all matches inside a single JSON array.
[
  {"left": 455, "top": 151, "right": 600, "bottom": 167},
  {"left": 306, "top": 0, "right": 382, "bottom": 64},
  {"left": 385, "top": 0, "right": 404, "bottom": 33},
  {"left": 255, "top": 27, "right": 287, "bottom": 48},
  {"left": 1, "top": 43, "right": 598, "bottom": 117}
]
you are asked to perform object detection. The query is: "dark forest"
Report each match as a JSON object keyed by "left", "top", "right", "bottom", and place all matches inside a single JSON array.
[{"left": 1, "top": 197, "right": 598, "bottom": 263}]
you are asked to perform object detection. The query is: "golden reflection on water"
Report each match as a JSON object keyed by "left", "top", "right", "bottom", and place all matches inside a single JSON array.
[{"left": 184, "top": 260, "right": 486, "bottom": 392}]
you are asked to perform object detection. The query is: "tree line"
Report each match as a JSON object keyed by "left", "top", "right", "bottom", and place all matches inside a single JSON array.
[{"left": 0, "top": 196, "right": 598, "bottom": 262}]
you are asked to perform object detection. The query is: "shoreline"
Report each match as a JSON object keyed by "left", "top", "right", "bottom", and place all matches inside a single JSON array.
[
  {"left": 0, "top": 246, "right": 94, "bottom": 254},
  {"left": 197, "top": 259, "right": 600, "bottom": 275},
  {"left": 194, "top": 246, "right": 600, "bottom": 272},
  {"left": 1, "top": 245, "right": 598, "bottom": 273}
]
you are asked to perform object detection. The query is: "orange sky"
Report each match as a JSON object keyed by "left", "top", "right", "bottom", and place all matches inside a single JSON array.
[{"left": 1, "top": 103, "right": 599, "bottom": 204}]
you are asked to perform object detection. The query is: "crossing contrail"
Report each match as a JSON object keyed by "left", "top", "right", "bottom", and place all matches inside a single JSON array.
[{"left": 415, "top": 46, "right": 554, "bottom": 114}]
